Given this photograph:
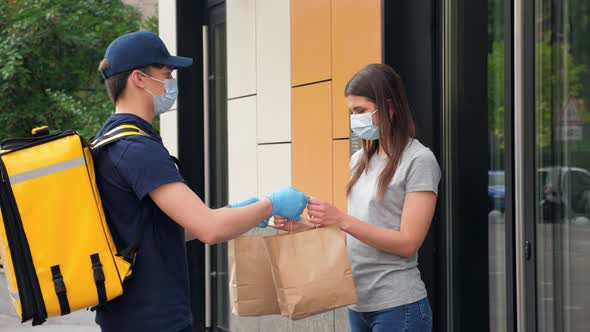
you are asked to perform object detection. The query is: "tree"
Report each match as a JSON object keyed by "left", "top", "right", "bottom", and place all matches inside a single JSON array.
[
  {"left": 487, "top": 33, "right": 586, "bottom": 151},
  {"left": 0, "top": 0, "right": 157, "bottom": 139}
]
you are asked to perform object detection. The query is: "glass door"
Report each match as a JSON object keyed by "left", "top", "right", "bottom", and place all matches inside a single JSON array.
[
  {"left": 442, "top": 0, "right": 515, "bottom": 330},
  {"left": 488, "top": 0, "right": 510, "bottom": 331},
  {"left": 533, "top": 1, "right": 590, "bottom": 331},
  {"left": 207, "top": 1, "right": 229, "bottom": 331}
]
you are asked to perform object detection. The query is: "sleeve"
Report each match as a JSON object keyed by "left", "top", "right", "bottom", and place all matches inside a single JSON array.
[
  {"left": 349, "top": 150, "right": 363, "bottom": 175},
  {"left": 405, "top": 149, "right": 441, "bottom": 195},
  {"left": 115, "top": 137, "right": 185, "bottom": 200}
]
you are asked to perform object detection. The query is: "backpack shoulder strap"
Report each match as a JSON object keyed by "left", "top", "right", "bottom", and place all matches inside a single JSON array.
[{"left": 89, "top": 124, "right": 148, "bottom": 150}]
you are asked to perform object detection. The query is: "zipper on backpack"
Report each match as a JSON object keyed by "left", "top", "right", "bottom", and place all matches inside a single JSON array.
[{"left": 0, "top": 130, "right": 78, "bottom": 154}]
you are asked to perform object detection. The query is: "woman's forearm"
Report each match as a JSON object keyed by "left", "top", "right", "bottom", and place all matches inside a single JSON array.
[{"left": 340, "top": 215, "right": 419, "bottom": 258}]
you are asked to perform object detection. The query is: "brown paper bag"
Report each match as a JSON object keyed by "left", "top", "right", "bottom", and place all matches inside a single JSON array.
[
  {"left": 228, "top": 235, "right": 280, "bottom": 316},
  {"left": 263, "top": 226, "right": 357, "bottom": 320}
]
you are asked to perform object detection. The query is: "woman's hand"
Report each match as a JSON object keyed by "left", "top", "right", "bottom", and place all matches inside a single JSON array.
[
  {"left": 306, "top": 198, "right": 347, "bottom": 227},
  {"left": 272, "top": 215, "right": 315, "bottom": 233}
]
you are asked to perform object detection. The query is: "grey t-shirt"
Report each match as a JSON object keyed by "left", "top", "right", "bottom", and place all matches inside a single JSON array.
[{"left": 347, "top": 139, "right": 441, "bottom": 312}]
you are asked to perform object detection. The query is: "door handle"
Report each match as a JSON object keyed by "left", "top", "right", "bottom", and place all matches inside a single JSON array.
[{"left": 525, "top": 241, "right": 531, "bottom": 260}]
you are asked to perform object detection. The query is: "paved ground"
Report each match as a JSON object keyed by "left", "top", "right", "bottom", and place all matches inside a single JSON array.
[
  {"left": 487, "top": 217, "right": 590, "bottom": 332},
  {"left": 0, "top": 270, "right": 99, "bottom": 332}
]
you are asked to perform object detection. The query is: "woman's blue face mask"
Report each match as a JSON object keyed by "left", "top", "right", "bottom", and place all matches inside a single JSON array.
[{"left": 350, "top": 110, "right": 379, "bottom": 140}]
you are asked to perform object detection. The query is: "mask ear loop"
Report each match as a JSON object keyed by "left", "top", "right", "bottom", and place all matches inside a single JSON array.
[
  {"left": 140, "top": 70, "right": 166, "bottom": 87},
  {"left": 139, "top": 71, "right": 164, "bottom": 97},
  {"left": 139, "top": 70, "right": 165, "bottom": 83}
]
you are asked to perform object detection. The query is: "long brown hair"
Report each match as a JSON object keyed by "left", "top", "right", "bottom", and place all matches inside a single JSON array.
[{"left": 345, "top": 64, "right": 416, "bottom": 200}]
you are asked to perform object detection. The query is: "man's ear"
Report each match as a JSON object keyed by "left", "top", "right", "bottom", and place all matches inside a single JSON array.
[{"left": 129, "top": 70, "right": 147, "bottom": 89}]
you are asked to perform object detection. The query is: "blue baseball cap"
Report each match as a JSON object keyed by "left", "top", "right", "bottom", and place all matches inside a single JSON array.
[{"left": 101, "top": 31, "right": 193, "bottom": 79}]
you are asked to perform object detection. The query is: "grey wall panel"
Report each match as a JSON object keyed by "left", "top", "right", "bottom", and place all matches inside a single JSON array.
[
  {"left": 335, "top": 308, "right": 350, "bottom": 332},
  {"left": 292, "top": 312, "right": 334, "bottom": 332}
]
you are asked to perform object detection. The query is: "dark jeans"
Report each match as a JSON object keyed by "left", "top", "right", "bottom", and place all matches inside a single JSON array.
[{"left": 348, "top": 297, "right": 433, "bottom": 332}]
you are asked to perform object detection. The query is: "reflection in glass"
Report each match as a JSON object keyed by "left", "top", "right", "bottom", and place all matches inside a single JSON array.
[
  {"left": 487, "top": 1, "right": 507, "bottom": 331},
  {"left": 535, "top": 1, "right": 590, "bottom": 331},
  {"left": 208, "top": 4, "right": 229, "bottom": 329}
]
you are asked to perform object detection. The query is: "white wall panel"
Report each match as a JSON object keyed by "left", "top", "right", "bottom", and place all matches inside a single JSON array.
[
  {"left": 255, "top": 0, "right": 291, "bottom": 143},
  {"left": 158, "top": 0, "right": 178, "bottom": 156},
  {"left": 227, "top": 0, "right": 257, "bottom": 99},
  {"left": 257, "top": 143, "right": 292, "bottom": 197},
  {"left": 228, "top": 97, "right": 259, "bottom": 202}
]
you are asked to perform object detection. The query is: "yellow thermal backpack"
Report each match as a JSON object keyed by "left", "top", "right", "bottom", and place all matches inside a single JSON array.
[{"left": 0, "top": 124, "right": 148, "bottom": 325}]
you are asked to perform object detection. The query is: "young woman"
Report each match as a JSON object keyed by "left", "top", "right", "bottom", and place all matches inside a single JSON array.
[{"left": 275, "top": 64, "right": 440, "bottom": 332}]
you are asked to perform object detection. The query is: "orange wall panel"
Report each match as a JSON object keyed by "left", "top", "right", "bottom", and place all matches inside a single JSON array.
[
  {"left": 292, "top": 82, "right": 333, "bottom": 203},
  {"left": 331, "top": 0, "right": 382, "bottom": 138},
  {"left": 291, "top": 0, "right": 332, "bottom": 86},
  {"left": 332, "top": 139, "right": 350, "bottom": 212}
]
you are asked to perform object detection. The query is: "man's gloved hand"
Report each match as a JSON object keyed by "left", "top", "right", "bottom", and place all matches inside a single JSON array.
[
  {"left": 227, "top": 197, "right": 269, "bottom": 228},
  {"left": 267, "top": 186, "right": 309, "bottom": 221}
]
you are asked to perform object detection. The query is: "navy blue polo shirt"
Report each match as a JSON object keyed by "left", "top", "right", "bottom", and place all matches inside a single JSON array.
[{"left": 92, "top": 113, "right": 192, "bottom": 332}]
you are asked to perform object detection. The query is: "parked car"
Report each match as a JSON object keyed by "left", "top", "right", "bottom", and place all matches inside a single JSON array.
[
  {"left": 488, "top": 167, "right": 590, "bottom": 223},
  {"left": 539, "top": 166, "right": 590, "bottom": 222},
  {"left": 488, "top": 170, "right": 506, "bottom": 212}
]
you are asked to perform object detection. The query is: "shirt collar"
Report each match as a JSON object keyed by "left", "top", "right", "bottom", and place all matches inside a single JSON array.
[{"left": 106, "top": 113, "right": 161, "bottom": 140}]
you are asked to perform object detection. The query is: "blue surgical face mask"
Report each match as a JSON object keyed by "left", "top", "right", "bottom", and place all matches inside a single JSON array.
[
  {"left": 350, "top": 110, "right": 379, "bottom": 140},
  {"left": 141, "top": 72, "right": 178, "bottom": 116}
]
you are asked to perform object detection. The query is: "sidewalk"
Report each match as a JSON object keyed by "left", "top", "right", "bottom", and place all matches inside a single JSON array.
[{"left": 0, "top": 270, "right": 99, "bottom": 332}]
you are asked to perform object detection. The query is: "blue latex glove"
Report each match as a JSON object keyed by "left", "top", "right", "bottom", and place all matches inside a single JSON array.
[
  {"left": 267, "top": 186, "right": 309, "bottom": 221},
  {"left": 228, "top": 197, "right": 259, "bottom": 208},
  {"left": 227, "top": 197, "right": 269, "bottom": 228}
]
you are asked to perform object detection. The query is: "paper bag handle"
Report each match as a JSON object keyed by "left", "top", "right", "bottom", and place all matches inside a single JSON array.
[{"left": 274, "top": 220, "right": 295, "bottom": 235}]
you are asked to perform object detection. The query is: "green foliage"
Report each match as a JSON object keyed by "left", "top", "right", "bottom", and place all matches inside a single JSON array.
[
  {"left": 488, "top": 39, "right": 505, "bottom": 150},
  {"left": 141, "top": 15, "right": 159, "bottom": 34},
  {"left": 535, "top": 32, "right": 586, "bottom": 148},
  {"left": 0, "top": 0, "right": 158, "bottom": 139},
  {"left": 487, "top": 33, "right": 586, "bottom": 150}
]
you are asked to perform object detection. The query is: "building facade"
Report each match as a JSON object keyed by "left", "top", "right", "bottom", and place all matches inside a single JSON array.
[
  {"left": 158, "top": 1, "right": 590, "bottom": 331},
  {"left": 123, "top": 0, "right": 158, "bottom": 20}
]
